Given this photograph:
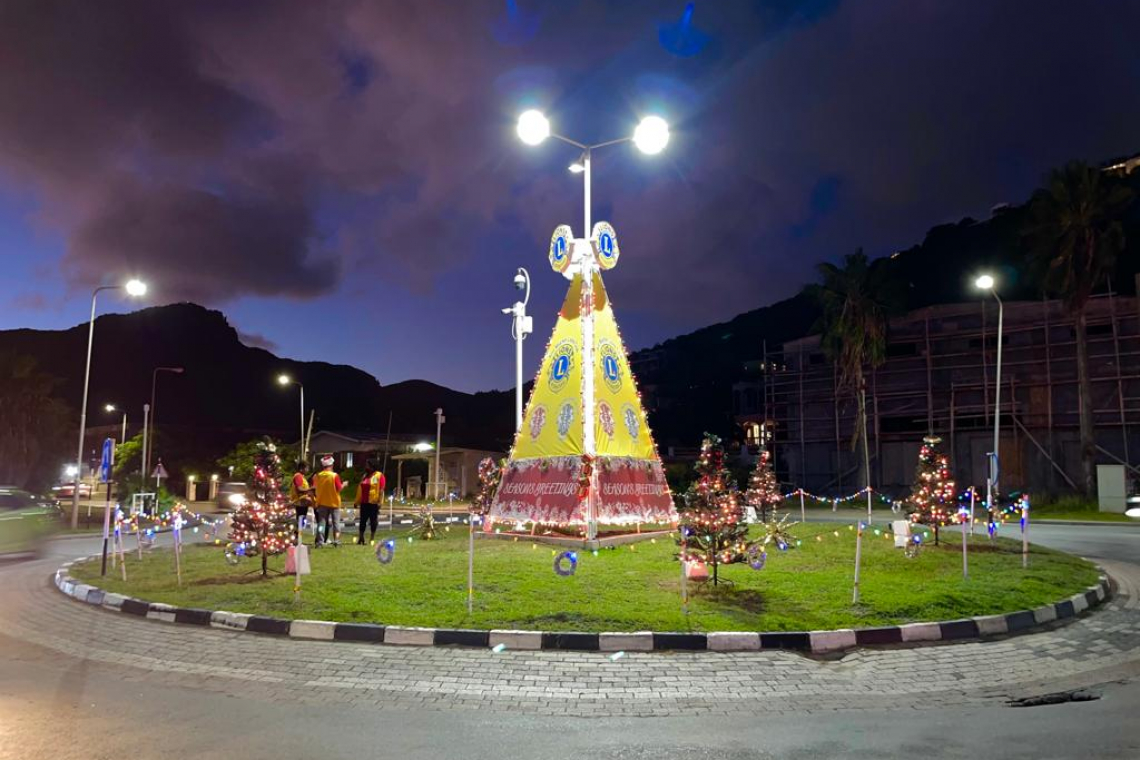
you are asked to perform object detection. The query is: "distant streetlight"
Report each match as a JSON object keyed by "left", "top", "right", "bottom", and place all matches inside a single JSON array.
[
  {"left": 70, "top": 279, "right": 147, "bottom": 529},
  {"left": 104, "top": 403, "right": 127, "bottom": 445},
  {"left": 412, "top": 442, "right": 434, "bottom": 453},
  {"left": 975, "top": 274, "right": 1004, "bottom": 527},
  {"left": 277, "top": 374, "right": 306, "bottom": 462},
  {"left": 145, "top": 366, "right": 184, "bottom": 492},
  {"left": 433, "top": 408, "right": 445, "bottom": 501},
  {"left": 501, "top": 268, "right": 533, "bottom": 431}
]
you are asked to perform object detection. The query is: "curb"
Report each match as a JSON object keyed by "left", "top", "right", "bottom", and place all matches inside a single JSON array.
[{"left": 51, "top": 558, "right": 1112, "bottom": 656}]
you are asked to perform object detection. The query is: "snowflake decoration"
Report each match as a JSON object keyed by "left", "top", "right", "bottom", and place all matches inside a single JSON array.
[
  {"left": 622, "top": 404, "right": 640, "bottom": 440},
  {"left": 598, "top": 401, "right": 615, "bottom": 437},
  {"left": 529, "top": 405, "right": 547, "bottom": 440},
  {"left": 557, "top": 402, "right": 574, "bottom": 438}
]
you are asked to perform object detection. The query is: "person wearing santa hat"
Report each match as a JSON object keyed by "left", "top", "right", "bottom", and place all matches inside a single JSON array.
[{"left": 311, "top": 455, "right": 343, "bottom": 547}]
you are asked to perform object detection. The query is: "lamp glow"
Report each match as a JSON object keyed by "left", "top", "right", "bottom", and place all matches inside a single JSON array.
[
  {"left": 975, "top": 274, "right": 995, "bottom": 290},
  {"left": 125, "top": 279, "right": 147, "bottom": 297},
  {"left": 104, "top": 404, "right": 116, "bottom": 412},
  {"left": 516, "top": 109, "right": 550, "bottom": 146},
  {"left": 412, "top": 442, "right": 434, "bottom": 452},
  {"left": 568, "top": 162, "right": 585, "bottom": 174},
  {"left": 633, "top": 116, "right": 669, "bottom": 155},
  {"left": 277, "top": 374, "right": 291, "bottom": 386}
]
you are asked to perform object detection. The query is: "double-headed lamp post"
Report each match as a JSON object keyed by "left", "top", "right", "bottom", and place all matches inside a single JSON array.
[
  {"left": 277, "top": 374, "right": 306, "bottom": 462},
  {"left": 516, "top": 109, "right": 669, "bottom": 238},
  {"left": 501, "top": 268, "right": 533, "bottom": 432},
  {"left": 515, "top": 110, "right": 669, "bottom": 541},
  {"left": 70, "top": 278, "right": 147, "bottom": 529},
  {"left": 104, "top": 404, "right": 127, "bottom": 444},
  {"left": 975, "top": 274, "right": 1004, "bottom": 528}
]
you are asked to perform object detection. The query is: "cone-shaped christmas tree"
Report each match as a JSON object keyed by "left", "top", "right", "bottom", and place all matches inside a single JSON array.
[
  {"left": 745, "top": 447, "right": 783, "bottom": 523},
  {"left": 676, "top": 434, "right": 748, "bottom": 585},
  {"left": 489, "top": 223, "right": 677, "bottom": 540},
  {"left": 226, "top": 441, "right": 294, "bottom": 576},
  {"left": 906, "top": 435, "right": 956, "bottom": 545}
]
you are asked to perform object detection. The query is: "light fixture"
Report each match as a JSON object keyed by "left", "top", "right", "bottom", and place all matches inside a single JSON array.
[
  {"left": 277, "top": 374, "right": 291, "bottom": 386},
  {"left": 104, "top": 403, "right": 116, "bottom": 412},
  {"left": 412, "top": 442, "right": 434, "bottom": 452},
  {"left": 568, "top": 162, "right": 585, "bottom": 174},
  {"left": 65, "top": 465, "right": 78, "bottom": 478},
  {"left": 125, "top": 279, "right": 148, "bottom": 297},
  {"left": 975, "top": 274, "right": 995, "bottom": 290},
  {"left": 633, "top": 116, "right": 669, "bottom": 155},
  {"left": 516, "top": 109, "right": 550, "bottom": 146}
]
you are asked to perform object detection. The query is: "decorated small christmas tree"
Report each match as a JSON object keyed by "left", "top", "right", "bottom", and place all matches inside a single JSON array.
[
  {"left": 676, "top": 433, "right": 748, "bottom": 585},
  {"left": 226, "top": 441, "right": 294, "bottom": 576},
  {"left": 906, "top": 434, "right": 956, "bottom": 545},
  {"left": 471, "top": 457, "right": 502, "bottom": 518},
  {"left": 745, "top": 447, "right": 783, "bottom": 523}
]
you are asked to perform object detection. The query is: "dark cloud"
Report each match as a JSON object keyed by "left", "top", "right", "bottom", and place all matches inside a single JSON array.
[{"left": 0, "top": 0, "right": 1138, "bottom": 340}]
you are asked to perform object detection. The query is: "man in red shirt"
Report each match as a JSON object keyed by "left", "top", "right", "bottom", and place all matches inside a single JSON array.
[{"left": 354, "top": 459, "right": 387, "bottom": 546}]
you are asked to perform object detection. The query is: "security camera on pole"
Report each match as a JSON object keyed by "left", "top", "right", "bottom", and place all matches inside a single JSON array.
[{"left": 502, "top": 269, "right": 533, "bottom": 432}]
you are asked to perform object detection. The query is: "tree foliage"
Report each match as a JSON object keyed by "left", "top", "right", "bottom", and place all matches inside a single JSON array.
[{"left": 0, "top": 353, "right": 71, "bottom": 489}]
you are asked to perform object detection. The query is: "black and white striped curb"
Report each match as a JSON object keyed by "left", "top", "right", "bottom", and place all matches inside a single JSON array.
[{"left": 52, "top": 561, "right": 1111, "bottom": 655}]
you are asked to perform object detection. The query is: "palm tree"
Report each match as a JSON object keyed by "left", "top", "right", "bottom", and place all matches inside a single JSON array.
[
  {"left": 808, "top": 250, "right": 903, "bottom": 495},
  {"left": 1025, "top": 161, "right": 1134, "bottom": 495}
]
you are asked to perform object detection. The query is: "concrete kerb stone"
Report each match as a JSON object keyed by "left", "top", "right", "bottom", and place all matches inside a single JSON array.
[
  {"left": 974, "top": 614, "right": 1009, "bottom": 637},
  {"left": 809, "top": 629, "right": 856, "bottom": 654},
  {"left": 707, "top": 632, "right": 761, "bottom": 652},
  {"left": 290, "top": 620, "right": 337, "bottom": 641},
  {"left": 899, "top": 622, "right": 942, "bottom": 643},
  {"left": 489, "top": 630, "right": 542, "bottom": 650},
  {"left": 383, "top": 626, "right": 435, "bottom": 646},
  {"left": 599, "top": 632, "right": 654, "bottom": 652},
  {"left": 49, "top": 562, "right": 1116, "bottom": 654}
]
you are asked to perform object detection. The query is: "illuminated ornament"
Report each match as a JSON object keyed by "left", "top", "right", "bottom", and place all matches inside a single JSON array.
[
  {"left": 549, "top": 224, "right": 573, "bottom": 274},
  {"left": 376, "top": 539, "right": 396, "bottom": 565},
  {"left": 748, "top": 546, "right": 767, "bottom": 571},
  {"left": 554, "top": 550, "right": 578, "bottom": 576},
  {"left": 591, "top": 221, "right": 620, "bottom": 270}
]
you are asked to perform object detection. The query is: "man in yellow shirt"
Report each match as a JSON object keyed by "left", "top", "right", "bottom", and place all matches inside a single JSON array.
[{"left": 311, "top": 455, "right": 343, "bottom": 547}]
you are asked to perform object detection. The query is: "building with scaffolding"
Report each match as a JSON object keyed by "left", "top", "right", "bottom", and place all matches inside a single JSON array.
[{"left": 734, "top": 289, "right": 1140, "bottom": 496}]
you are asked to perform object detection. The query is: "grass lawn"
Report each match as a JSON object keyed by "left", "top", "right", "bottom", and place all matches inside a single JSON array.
[{"left": 70, "top": 522, "right": 1098, "bottom": 633}]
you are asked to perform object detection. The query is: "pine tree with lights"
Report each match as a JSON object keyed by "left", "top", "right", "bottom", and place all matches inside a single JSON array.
[
  {"left": 906, "top": 434, "right": 956, "bottom": 545},
  {"left": 676, "top": 433, "right": 748, "bottom": 585},
  {"left": 745, "top": 447, "right": 783, "bottom": 523},
  {"left": 226, "top": 441, "right": 294, "bottom": 576}
]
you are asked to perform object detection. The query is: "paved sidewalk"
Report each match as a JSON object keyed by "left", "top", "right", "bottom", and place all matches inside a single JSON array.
[{"left": 1, "top": 556, "right": 1138, "bottom": 717}]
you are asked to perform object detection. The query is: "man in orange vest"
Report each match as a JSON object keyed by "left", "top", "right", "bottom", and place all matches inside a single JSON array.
[
  {"left": 288, "top": 461, "right": 315, "bottom": 544},
  {"left": 354, "top": 459, "right": 386, "bottom": 546},
  {"left": 311, "top": 455, "right": 343, "bottom": 547}
]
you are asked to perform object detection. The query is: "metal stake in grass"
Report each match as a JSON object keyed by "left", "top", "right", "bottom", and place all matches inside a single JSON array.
[
  {"left": 1021, "top": 494, "right": 1030, "bottom": 569},
  {"left": 852, "top": 521, "right": 863, "bottom": 604},
  {"left": 960, "top": 502, "right": 968, "bottom": 580},
  {"left": 467, "top": 515, "right": 475, "bottom": 614}
]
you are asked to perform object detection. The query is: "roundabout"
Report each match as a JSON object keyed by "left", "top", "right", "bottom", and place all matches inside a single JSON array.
[{"left": 62, "top": 522, "right": 1103, "bottom": 651}]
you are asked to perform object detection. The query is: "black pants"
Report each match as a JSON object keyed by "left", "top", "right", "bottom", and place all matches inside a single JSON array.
[{"left": 359, "top": 504, "right": 379, "bottom": 542}]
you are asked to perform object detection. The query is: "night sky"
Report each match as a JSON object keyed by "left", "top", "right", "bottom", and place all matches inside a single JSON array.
[{"left": 1, "top": 1, "right": 1138, "bottom": 392}]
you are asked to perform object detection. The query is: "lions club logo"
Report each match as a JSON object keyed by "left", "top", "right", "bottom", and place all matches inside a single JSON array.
[
  {"left": 548, "top": 339, "right": 576, "bottom": 392},
  {"left": 598, "top": 340, "right": 623, "bottom": 393}
]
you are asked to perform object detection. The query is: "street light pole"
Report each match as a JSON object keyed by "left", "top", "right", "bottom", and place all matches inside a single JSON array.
[
  {"left": 434, "top": 408, "right": 445, "bottom": 502},
  {"left": 976, "top": 275, "right": 1004, "bottom": 529},
  {"left": 70, "top": 280, "right": 147, "bottom": 529},
  {"left": 277, "top": 375, "right": 306, "bottom": 462},
  {"left": 503, "top": 270, "right": 532, "bottom": 431},
  {"left": 148, "top": 366, "right": 184, "bottom": 491}
]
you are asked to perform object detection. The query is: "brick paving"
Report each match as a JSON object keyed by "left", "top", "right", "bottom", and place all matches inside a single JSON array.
[{"left": 1, "top": 557, "right": 1138, "bottom": 717}]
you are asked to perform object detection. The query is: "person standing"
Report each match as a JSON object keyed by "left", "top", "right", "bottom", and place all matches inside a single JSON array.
[
  {"left": 311, "top": 455, "right": 343, "bottom": 547},
  {"left": 288, "top": 461, "right": 315, "bottom": 543},
  {"left": 355, "top": 460, "right": 386, "bottom": 546}
]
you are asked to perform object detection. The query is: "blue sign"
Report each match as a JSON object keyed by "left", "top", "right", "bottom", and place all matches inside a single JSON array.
[{"left": 99, "top": 438, "right": 115, "bottom": 484}]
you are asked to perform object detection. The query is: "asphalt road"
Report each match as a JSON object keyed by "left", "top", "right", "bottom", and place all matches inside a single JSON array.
[{"left": 2, "top": 529, "right": 1138, "bottom": 759}]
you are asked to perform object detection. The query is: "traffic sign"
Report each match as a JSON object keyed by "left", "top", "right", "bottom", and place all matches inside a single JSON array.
[
  {"left": 99, "top": 438, "right": 115, "bottom": 483},
  {"left": 152, "top": 461, "right": 169, "bottom": 480}
]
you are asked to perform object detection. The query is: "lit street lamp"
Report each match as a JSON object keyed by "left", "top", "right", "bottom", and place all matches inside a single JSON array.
[
  {"left": 516, "top": 109, "right": 669, "bottom": 237},
  {"left": 104, "top": 404, "right": 127, "bottom": 445},
  {"left": 70, "top": 278, "right": 147, "bottom": 529},
  {"left": 501, "top": 268, "right": 533, "bottom": 432},
  {"left": 277, "top": 374, "right": 306, "bottom": 463},
  {"left": 434, "top": 408, "right": 445, "bottom": 502},
  {"left": 975, "top": 274, "right": 1004, "bottom": 530},
  {"left": 145, "top": 366, "right": 184, "bottom": 493},
  {"left": 515, "top": 110, "right": 669, "bottom": 542}
]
